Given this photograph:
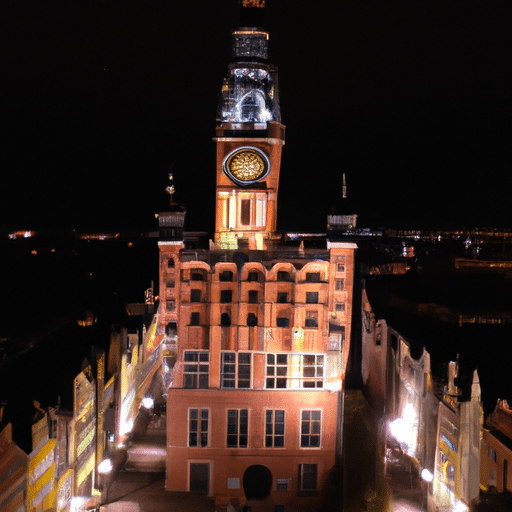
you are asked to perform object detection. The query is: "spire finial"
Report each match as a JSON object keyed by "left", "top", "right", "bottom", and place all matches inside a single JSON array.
[{"left": 166, "top": 172, "right": 175, "bottom": 205}]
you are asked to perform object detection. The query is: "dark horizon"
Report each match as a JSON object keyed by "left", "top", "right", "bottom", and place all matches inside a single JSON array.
[{"left": 2, "top": 0, "right": 512, "bottom": 234}]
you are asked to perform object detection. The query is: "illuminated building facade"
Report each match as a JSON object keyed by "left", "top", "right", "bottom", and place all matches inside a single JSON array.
[
  {"left": 480, "top": 399, "right": 512, "bottom": 493},
  {"left": 0, "top": 423, "right": 28, "bottom": 512},
  {"left": 158, "top": 3, "right": 356, "bottom": 509}
]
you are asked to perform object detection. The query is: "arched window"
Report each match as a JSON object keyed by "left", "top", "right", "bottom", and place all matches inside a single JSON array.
[
  {"left": 168, "top": 258, "right": 175, "bottom": 268},
  {"left": 221, "top": 313, "right": 231, "bottom": 327},
  {"left": 247, "top": 313, "right": 258, "bottom": 327}
]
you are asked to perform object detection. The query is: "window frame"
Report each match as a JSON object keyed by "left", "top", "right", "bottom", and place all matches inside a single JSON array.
[
  {"left": 227, "top": 409, "right": 248, "bottom": 448},
  {"left": 221, "top": 352, "right": 251, "bottom": 389},
  {"left": 265, "top": 409, "right": 285, "bottom": 448},
  {"left": 298, "top": 463, "right": 318, "bottom": 491},
  {"left": 183, "top": 351, "right": 209, "bottom": 389},
  {"left": 300, "top": 409, "right": 322, "bottom": 448},
  {"left": 188, "top": 408, "right": 209, "bottom": 447}
]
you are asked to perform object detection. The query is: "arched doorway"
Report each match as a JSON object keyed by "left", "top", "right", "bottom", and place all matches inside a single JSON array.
[{"left": 243, "top": 465, "right": 272, "bottom": 500}]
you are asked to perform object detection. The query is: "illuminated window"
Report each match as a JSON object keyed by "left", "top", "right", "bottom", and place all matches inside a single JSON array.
[
  {"left": 277, "top": 292, "right": 288, "bottom": 303},
  {"left": 183, "top": 351, "right": 209, "bottom": 388},
  {"left": 306, "top": 292, "right": 318, "bottom": 304},
  {"left": 166, "top": 280, "right": 175, "bottom": 289},
  {"left": 298, "top": 463, "right": 318, "bottom": 490},
  {"left": 190, "top": 312, "right": 200, "bottom": 325},
  {"left": 220, "top": 271, "right": 234, "bottom": 282},
  {"left": 221, "top": 352, "right": 251, "bottom": 388},
  {"left": 190, "top": 289, "right": 201, "bottom": 302},
  {"left": 305, "top": 311, "right": 318, "bottom": 328},
  {"left": 335, "top": 279, "right": 344, "bottom": 291},
  {"left": 220, "top": 290, "right": 233, "bottom": 303},
  {"left": 227, "top": 409, "right": 248, "bottom": 448},
  {"left": 248, "top": 290, "right": 258, "bottom": 303},
  {"left": 266, "top": 354, "right": 324, "bottom": 389},
  {"left": 265, "top": 410, "right": 285, "bottom": 448},
  {"left": 300, "top": 410, "right": 321, "bottom": 448},
  {"left": 305, "top": 272, "right": 321, "bottom": 282},
  {"left": 335, "top": 302, "right": 345, "bottom": 313},
  {"left": 166, "top": 299, "right": 175, "bottom": 311},
  {"left": 302, "top": 355, "right": 324, "bottom": 388},
  {"left": 266, "top": 354, "right": 288, "bottom": 388},
  {"left": 189, "top": 408, "right": 209, "bottom": 447}
]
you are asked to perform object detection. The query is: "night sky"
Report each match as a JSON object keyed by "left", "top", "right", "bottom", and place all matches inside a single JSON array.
[{"left": 2, "top": 0, "right": 512, "bottom": 233}]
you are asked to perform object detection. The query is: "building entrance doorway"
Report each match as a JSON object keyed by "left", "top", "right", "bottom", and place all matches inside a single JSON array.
[
  {"left": 189, "top": 463, "right": 210, "bottom": 494},
  {"left": 243, "top": 465, "right": 272, "bottom": 500}
]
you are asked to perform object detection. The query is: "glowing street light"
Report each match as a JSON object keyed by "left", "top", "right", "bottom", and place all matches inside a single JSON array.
[{"left": 98, "top": 458, "right": 113, "bottom": 474}]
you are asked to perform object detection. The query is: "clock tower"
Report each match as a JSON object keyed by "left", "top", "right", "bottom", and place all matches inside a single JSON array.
[{"left": 214, "top": 1, "right": 285, "bottom": 249}]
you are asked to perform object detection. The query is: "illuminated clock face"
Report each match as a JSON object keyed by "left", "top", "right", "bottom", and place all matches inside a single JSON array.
[{"left": 223, "top": 147, "right": 270, "bottom": 186}]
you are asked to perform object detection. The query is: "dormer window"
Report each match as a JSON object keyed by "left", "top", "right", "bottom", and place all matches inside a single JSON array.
[
  {"left": 277, "top": 270, "right": 291, "bottom": 282},
  {"left": 220, "top": 271, "right": 234, "bottom": 282},
  {"left": 305, "top": 272, "right": 321, "bottom": 282}
]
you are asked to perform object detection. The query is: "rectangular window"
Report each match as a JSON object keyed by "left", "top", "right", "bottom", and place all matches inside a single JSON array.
[
  {"left": 305, "top": 310, "right": 318, "bottom": 328},
  {"left": 166, "top": 299, "right": 175, "bottom": 311},
  {"left": 241, "top": 199, "right": 251, "bottom": 226},
  {"left": 221, "top": 352, "right": 251, "bottom": 388},
  {"left": 306, "top": 292, "right": 319, "bottom": 304},
  {"left": 305, "top": 272, "right": 321, "bottom": 282},
  {"left": 266, "top": 354, "right": 324, "bottom": 389},
  {"left": 302, "top": 355, "right": 324, "bottom": 388},
  {"left": 166, "top": 280, "right": 175, "bottom": 289},
  {"left": 266, "top": 354, "right": 288, "bottom": 388},
  {"left": 335, "top": 279, "right": 345, "bottom": 291},
  {"left": 256, "top": 196, "right": 266, "bottom": 227},
  {"left": 183, "top": 351, "right": 209, "bottom": 388},
  {"left": 227, "top": 409, "right": 248, "bottom": 448},
  {"left": 337, "top": 263, "right": 345, "bottom": 273},
  {"left": 190, "top": 312, "right": 200, "bottom": 326},
  {"left": 335, "top": 302, "right": 345, "bottom": 313},
  {"left": 301, "top": 410, "right": 321, "bottom": 448},
  {"left": 265, "top": 410, "right": 285, "bottom": 448},
  {"left": 276, "top": 317, "right": 289, "bottom": 328},
  {"left": 277, "top": 292, "right": 288, "bottom": 303},
  {"left": 189, "top": 408, "right": 209, "bottom": 447},
  {"left": 220, "top": 289, "right": 233, "bottom": 303},
  {"left": 490, "top": 447, "right": 498, "bottom": 463},
  {"left": 248, "top": 290, "right": 258, "bottom": 303},
  {"left": 190, "top": 289, "right": 201, "bottom": 302},
  {"left": 299, "top": 464, "right": 318, "bottom": 491}
]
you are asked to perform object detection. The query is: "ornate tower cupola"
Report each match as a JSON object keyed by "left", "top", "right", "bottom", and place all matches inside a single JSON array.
[{"left": 214, "top": 0, "right": 285, "bottom": 250}]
